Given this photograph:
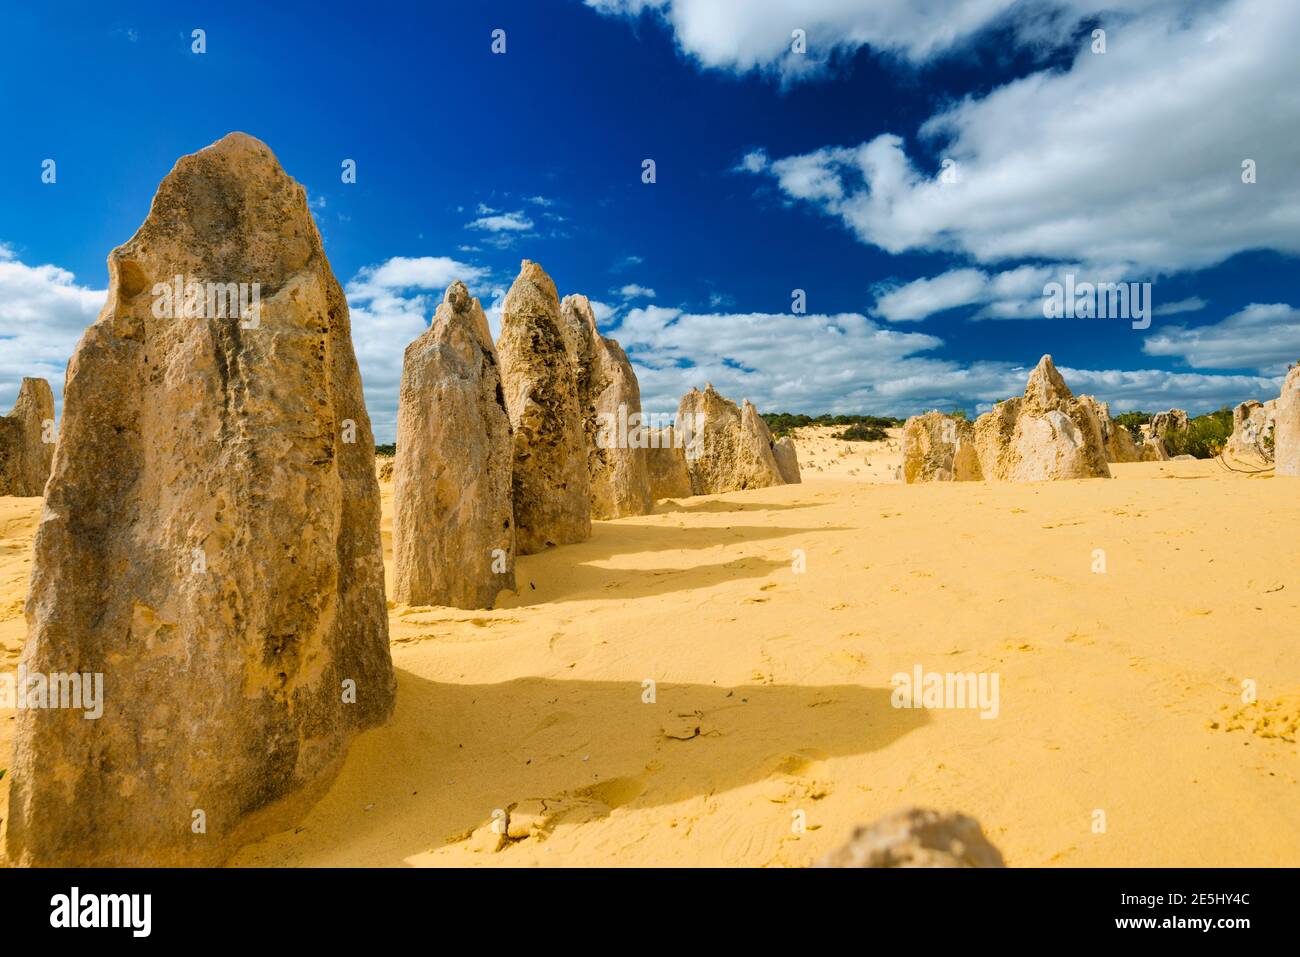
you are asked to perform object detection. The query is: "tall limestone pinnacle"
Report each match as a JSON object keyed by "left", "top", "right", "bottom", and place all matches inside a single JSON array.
[
  {"left": 5, "top": 132, "right": 395, "bottom": 866},
  {"left": 393, "top": 280, "right": 515, "bottom": 607},
  {"left": 0, "top": 376, "right": 55, "bottom": 496},
  {"left": 559, "top": 293, "right": 654, "bottom": 519},
  {"left": 496, "top": 260, "right": 591, "bottom": 553}
]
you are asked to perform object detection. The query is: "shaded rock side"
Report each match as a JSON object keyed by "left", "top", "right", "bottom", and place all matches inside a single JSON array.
[
  {"left": 393, "top": 281, "right": 515, "bottom": 608},
  {"left": 1276, "top": 366, "right": 1300, "bottom": 476},
  {"left": 0, "top": 377, "right": 55, "bottom": 496},
  {"left": 972, "top": 355, "right": 1112, "bottom": 481},
  {"left": 816, "top": 807, "right": 1006, "bottom": 868},
  {"left": 5, "top": 133, "right": 394, "bottom": 867},
  {"left": 773, "top": 435, "right": 802, "bottom": 484},
  {"left": 645, "top": 426, "right": 693, "bottom": 499},
  {"left": 901, "top": 411, "right": 981, "bottom": 482},
  {"left": 560, "top": 294, "right": 653, "bottom": 519},
  {"left": 496, "top": 261, "right": 591, "bottom": 553}
]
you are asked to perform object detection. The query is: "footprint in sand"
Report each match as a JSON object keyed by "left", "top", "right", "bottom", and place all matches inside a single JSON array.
[{"left": 549, "top": 631, "right": 593, "bottom": 663}]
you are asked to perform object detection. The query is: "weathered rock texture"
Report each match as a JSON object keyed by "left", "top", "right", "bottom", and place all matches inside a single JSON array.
[
  {"left": 972, "top": 356, "right": 1111, "bottom": 481},
  {"left": 677, "top": 386, "right": 785, "bottom": 494},
  {"left": 393, "top": 281, "right": 515, "bottom": 608},
  {"left": 1227, "top": 398, "right": 1277, "bottom": 462},
  {"left": 1149, "top": 409, "right": 1189, "bottom": 443},
  {"left": 1086, "top": 400, "right": 1142, "bottom": 464},
  {"left": 1275, "top": 367, "right": 1300, "bottom": 476},
  {"left": 0, "top": 377, "right": 55, "bottom": 496},
  {"left": 901, "top": 411, "right": 981, "bottom": 483},
  {"left": 645, "top": 426, "right": 693, "bottom": 499},
  {"left": 773, "top": 436, "right": 802, "bottom": 484},
  {"left": 817, "top": 807, "right": 1006, "bottom": 868},
  {"left": 559, "top": 294, "right": 653, "bottom": 519},
  {"left": 5, "top": 133, "right": 395, "bottom": 867},
  {"left": 497, "top": 261, "right": 590, "bottom": 552}
]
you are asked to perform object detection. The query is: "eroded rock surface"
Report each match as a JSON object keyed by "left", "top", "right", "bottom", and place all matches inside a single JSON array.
[
  {"left": 0, "top": 377, "right": 55, "bottom": 496},
  {"left": 902, "top": 411, "right": 981, "bottom": 482},
  {"left": 817, "top": 807, "right": 1006, "bottom": 868},
  {"left": 1275, "top": 367, "right": 1300, "bottom": 476},
  {"left": 6, "top": 133, "right": 394, "bottom": 867},
  {"left": 393, "top": 281, "right": 515, "bottom": 608},
  {"left": 973, "top": 356, "right": 1111, "bottom": 481},
  {"left": 560, "top": 294, "right": 653, "bottom": 519},
  {"left": 497, "top": 261, "right": 590, "bottom": 552},
  {"left": 677, "top": 386, "right": 784, "bottom": 494},
  {"left": 645, "top": 426, "right": 693, "bottom": 499}
]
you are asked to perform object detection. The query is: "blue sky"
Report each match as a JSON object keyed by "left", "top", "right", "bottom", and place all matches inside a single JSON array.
[{"left": 1, "top": 0, "right": 1297, "bottom": 441}]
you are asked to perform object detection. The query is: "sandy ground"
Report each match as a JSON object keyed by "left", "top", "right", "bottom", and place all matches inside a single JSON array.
[{"left": 2, "top": 426, "right": 1298, "bottom": 867}]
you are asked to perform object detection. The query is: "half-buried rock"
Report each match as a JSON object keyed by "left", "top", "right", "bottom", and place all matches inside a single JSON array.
[
  {"left": 559, "top": 293, "right": 653, "bottom": 519},
  {"left": 497, "top": 261, "right": 590, "bottom": 553},
  {"left": 393, "top": 280, "right": 515, "bottom": 608},
  {"left": 972, "top": 355, "right": 1111, "bottom": 481},
  {"left": 0, "top": 377, "right": 55, "bottom": 496},
  {"left": 5, "top": 132, "right": 395, "bottom": 867},
  {"left": 677, "top": 385, "right": 785, "bottom": 494},
  {"left": 816, "top": 807, "right": 1006, "bottom": 868},
  {"left": 901, "top": 411, "right": 980, "bottom": 483}
]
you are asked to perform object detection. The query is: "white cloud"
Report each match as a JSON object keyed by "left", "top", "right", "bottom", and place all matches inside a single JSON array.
[
  {"left": 1153, "top": 297, "right": 1207, "bottom": 317},
  {"left": 527, "top": 195, "right": 555, "bottom": 207},
  {"left": 586, "top": 0, "right": 1190, "bottom": 80},
  {"left": 1143, "top": 303, "right": 1300, "bottom": 375},
  {"left": 467, "top": 210, "right": 534, "bottom": 233},
  {"left": 618, "top": 283, "right": 657, "bottom": 299},
  {"left": 739, "top": 0, "right": 1300, "bottom": 275},
  {"left": 0, "top": 246, "right": 105, "bottom": 420},
  {"left": 613, "top": 303, "right": 1281, "bottom": 417},
  {"left": 873, "top": 268, "right": 988, "bottom": 322}
]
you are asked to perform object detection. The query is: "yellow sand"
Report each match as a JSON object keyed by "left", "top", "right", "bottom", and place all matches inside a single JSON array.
[{"left": 2, "top": 427, "right": 1297, "bottom": 867}]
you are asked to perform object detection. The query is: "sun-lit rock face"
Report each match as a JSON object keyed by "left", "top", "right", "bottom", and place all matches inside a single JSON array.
[
  {"left": 393, "top": 280, "right": 515, "bottom": 608},
  {"left": 5, "top": 132, "right": 394, "bottom": 867},
  {"left": 973, "top": 355, "right": 1111, "bottom": 482}
]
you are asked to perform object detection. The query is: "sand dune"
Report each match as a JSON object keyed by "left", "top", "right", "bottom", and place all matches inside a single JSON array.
[{"left": 2, "top": 429, "right": 1297, "bottom": 866}]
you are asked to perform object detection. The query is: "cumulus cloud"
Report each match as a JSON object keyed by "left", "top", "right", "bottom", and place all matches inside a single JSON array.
[
  {"left": 586, "top": 0, "right": 1194, "bottom": 79},
  {"left": 739, "top": 0, "right": 1300, "bottom": 275},
  {"left": 0, "top": 244, "right": 105, "bottom": 419},
  {"left": 1143, "top": 303, "right": 1300, "bottom": 375},
  {"left": 873, "top": 263, "right": 1140, "bottom": 322},
  {"left": 613, "top": 303, "right": 1282, "bottom": 417}
]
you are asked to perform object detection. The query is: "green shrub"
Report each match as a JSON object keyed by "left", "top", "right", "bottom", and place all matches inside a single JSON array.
[
  {"left": 1113, "top": 411, "right": 1151, "bottom": 442},
  {"left": 761, "top": 412, "right": 903, "bottom": 439},
  {"left": 1161, "top": 407, "right": 1233, "bottom": 458},
  {"left": 833, "top": 422, "right": 890, "bottom": 442},
  {"left": 375, "top": 443, "right": 396, "bottom": 456}
]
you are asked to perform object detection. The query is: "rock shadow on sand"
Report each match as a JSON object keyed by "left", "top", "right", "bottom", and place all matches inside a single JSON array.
[{"left": 231, "top": 672, "right": 926, "bottom": 866}]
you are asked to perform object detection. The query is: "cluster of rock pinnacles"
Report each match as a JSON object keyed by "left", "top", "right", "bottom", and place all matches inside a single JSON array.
[
  {"left": 6, "top": 133, "right": 1297, "bottom": 867},
  {"left": 1, "top": 134, "right": 798, "bottom": 866}
]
